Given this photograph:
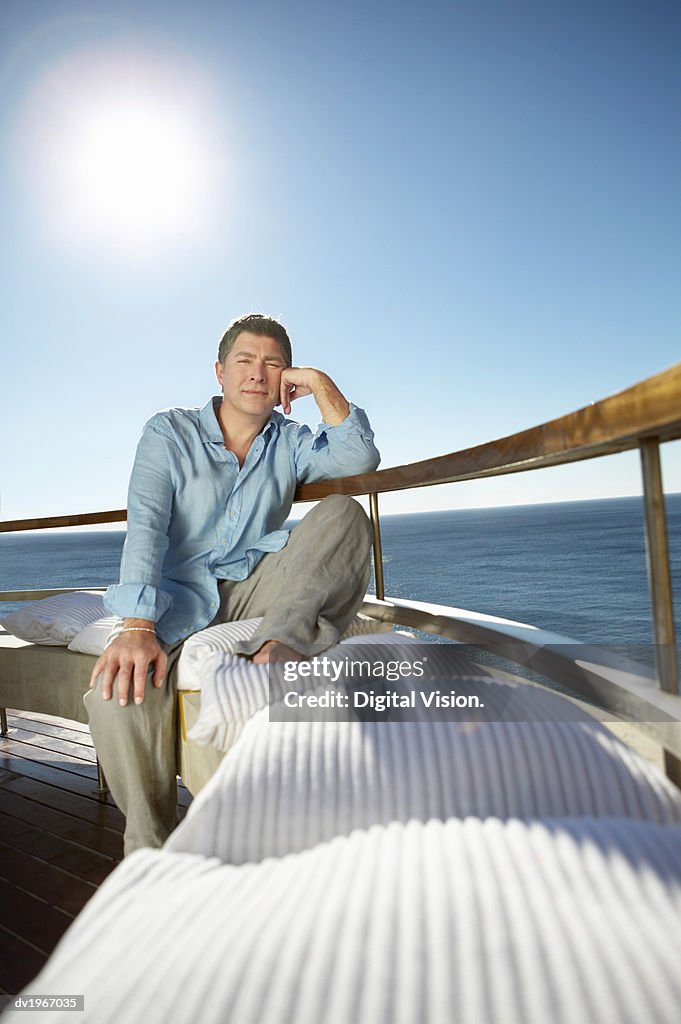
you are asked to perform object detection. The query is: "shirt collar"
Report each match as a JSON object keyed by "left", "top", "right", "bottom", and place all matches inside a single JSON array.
[{"left": 199, "top": 396, "right": 280, "bottom": 445}]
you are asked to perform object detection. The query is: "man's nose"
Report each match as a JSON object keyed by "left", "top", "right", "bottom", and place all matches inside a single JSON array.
[{"left": 249, "top": 363, "right": 266, "bottom": 381}]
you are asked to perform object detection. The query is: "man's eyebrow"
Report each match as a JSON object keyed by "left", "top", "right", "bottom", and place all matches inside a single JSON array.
[{"left": 232, "top": 349, "right": 285, "bottom": 362}]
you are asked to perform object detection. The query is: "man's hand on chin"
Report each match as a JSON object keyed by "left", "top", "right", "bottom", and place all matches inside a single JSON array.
[{"left": 279, "top": 367, "right": 351, "bottom": 424}]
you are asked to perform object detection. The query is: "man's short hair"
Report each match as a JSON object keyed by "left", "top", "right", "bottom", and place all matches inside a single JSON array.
[{"left": 218, "top": 314, "right": 292, "bottom": 367}]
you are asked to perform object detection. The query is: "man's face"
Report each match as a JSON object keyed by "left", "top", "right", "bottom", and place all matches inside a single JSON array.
[{"left": 215, "top": 331, "right": 288, "bottom": 421}]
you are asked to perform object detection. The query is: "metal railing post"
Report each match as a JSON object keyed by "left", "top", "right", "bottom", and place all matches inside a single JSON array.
[
  {"left": 96, "top": 758, "right": 109, "bottom": 796},
  {"left": 368, "top": 492, "right": 385, "bottom": 601},
  {"left": 640, "top": 437, "right": 680, "bottom": 784}
]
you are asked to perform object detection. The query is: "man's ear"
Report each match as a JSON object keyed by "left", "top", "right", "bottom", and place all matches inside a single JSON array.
[{"left": 215, "top": 360, "right": 223, "bottom": 389}]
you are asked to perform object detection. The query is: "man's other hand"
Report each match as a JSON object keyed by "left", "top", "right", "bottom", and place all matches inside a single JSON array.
[
  {"left": 279, "top": 367, "right": 351, "bottom": 424},
  {"left": 89, "top": 626, "right": 167, "bottom": 706}
]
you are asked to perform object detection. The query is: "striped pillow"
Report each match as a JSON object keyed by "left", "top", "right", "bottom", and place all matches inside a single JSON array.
[
  {"left": 67, "top": 615, "right": 120, "bottom": 654},
  {"left": 177, "top": 620, "right": 264, "bottom": 690},
  {"left": 14, "top": 819, "right": 681, "bottom": 1024},
  {"left": 171, "top": 700, "right": 681, "bottom": 863},
  {"left": 0, "top": 591, "right": 105, "bottom": 646}
]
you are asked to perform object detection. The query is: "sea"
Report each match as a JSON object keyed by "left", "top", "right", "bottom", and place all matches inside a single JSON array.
[{"left": 2, "top": 495, "right": 681, "bottom": 658}]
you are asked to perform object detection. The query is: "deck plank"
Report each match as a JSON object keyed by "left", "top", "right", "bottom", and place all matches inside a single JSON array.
[
  {"left": 4, "top": 726, "right": 98, "bottom": 763},
  {"left": 0, "top": 877, "right": 74, "bottom": 953},
  {"left": 10, "top": 709, "right": 91, "bottom": 734},
  {"left": 0, "top": 839, "right": 97, "bottom": 915},
  {"left": 0, "top": 928, "right": 48, "bottom": 995},
  {"left": 1, "top": 775, "right": 125, "bottom": 832},
  {"left": 0, "top": 811, "right": 121, "bottom": 882},
  {"left": 0, "top": 710, "right": 193, "bottom": 995},
  {"left": 0, "top": 746, "right": 191, "bottom": 814},
  {"left": 0, "top": 752, "right": 119, "bottom": 807},
  {"left": 4, "top": 717, "right": 97, "bottom": 747},
  {"left": 0, "top": 713, "right": 125, "bottom": 993},
  {"left": 0, "top": 789, "right": 123, "bottom": 856}
]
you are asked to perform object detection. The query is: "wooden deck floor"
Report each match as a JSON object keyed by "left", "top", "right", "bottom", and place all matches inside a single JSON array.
[{"left": 0, "top": 710, "right": 191, "bottom": 996}]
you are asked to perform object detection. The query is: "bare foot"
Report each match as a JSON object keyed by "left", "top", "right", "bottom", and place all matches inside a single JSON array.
[{"left": 252, "top": 640, "right": 305, "bottom": 665}]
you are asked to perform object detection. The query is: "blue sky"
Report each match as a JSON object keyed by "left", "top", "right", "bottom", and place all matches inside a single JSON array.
[{"left": 1, "top": 0, "right": 679, "bottom": 520}]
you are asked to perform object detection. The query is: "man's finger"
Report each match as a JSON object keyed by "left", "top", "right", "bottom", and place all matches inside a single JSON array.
[
  {"left": 89, "top": 656, "right": 103, "bottom": 689},
  {"left": 132, "top": 658, "right": 149, "bottom": 705},
  {"left": 116, "top": 661, "right": 133, "bottom": 707},
  {"left": 280, "top": 378, "right": 291, "bottom": 413},
  {"left": 99, "top": 661, "right": 118, "bottom": 701},
  {"left": 153, "top": 650, "right": 168, "bottom": 688}
]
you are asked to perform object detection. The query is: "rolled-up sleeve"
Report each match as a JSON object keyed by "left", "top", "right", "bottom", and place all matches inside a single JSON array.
[
  {"left": 103, "top": 417, "right": 176, "bottom": 622},
  {"left": 295, "top": 404, "right": 380, "bottom": 482}
]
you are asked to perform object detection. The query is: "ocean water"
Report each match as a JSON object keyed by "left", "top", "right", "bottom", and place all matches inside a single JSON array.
[
  {"left": 379, "top": 495, "right": 681, "bottom": 646},
  {"left": 2, "top": 495, "right": 680, "bottom": 650}
]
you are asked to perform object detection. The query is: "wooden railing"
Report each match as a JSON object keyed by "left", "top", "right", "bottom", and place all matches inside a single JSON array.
[
  {"left": 2, "top": 362, "right": 681, "bottom": 771},
  {"left": 4, "top": 361, "right": 681, "bottom": 531}
]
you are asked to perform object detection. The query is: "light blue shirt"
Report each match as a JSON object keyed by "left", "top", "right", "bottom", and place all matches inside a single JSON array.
[{"left": 104, "top": 397, "right": 380, "bottom": 643}]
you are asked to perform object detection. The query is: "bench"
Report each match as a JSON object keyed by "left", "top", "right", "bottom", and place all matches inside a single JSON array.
[{"left": 0, "top": 589, "right": 225, "bottom": 796}]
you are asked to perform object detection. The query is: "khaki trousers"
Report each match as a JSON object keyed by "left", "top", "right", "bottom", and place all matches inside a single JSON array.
[{"left": 85, "top": 495, "right": 372, "bottom": 855}]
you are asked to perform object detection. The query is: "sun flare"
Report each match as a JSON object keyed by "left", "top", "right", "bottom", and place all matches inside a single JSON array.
[
  {"left": 63, "top": 101, "right": 208, "bottom": 241},
  {"left": 14, "top": 46, "right": 224, "bottom": 260}
]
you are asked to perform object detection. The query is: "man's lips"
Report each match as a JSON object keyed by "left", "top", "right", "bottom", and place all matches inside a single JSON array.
[{"left": 242, "top": 389, "right": 268, "bottom": 395}]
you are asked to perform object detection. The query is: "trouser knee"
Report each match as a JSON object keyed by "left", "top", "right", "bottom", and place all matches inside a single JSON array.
[
  {"left": 315, "top": 494, "right": 371, "bottom": 539},
  {"left": 84, "top": 673, "right": 170, "bottom": 733}
]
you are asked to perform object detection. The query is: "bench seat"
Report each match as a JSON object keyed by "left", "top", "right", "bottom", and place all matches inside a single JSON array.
[
  {"left": 0, "top": 632, "right": 225, "bottom": 796},
  {"left": 0, "top": 633, "right": 96, "bottom": 725}
]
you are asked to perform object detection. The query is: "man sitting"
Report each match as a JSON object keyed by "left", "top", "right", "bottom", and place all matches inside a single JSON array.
[{"left": 86, "top": 313, "right": 380, "bottom": 854}]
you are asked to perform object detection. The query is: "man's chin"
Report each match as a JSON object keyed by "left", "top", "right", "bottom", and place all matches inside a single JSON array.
[{"left": 247, "top": 400, "right": 277, "bottom": 419}]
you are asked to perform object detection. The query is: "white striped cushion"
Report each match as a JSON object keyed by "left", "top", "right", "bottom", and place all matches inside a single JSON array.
[
  {"left": 182, "top": 652, "right": 270, "bottom": 745},
  {"left": 176, "top": 616, "right": 397, "bottom": 691},
  {"left": 0, "top": 591, "right": 105, "bottom": 646},
  {"left": 67, "top": 615, "right": 120, "bottom": 654},
  {"left": 13, "top": 818, "right": 681, "bottom": 1024},
  {"left": 169, "top": 703, "right": 681, "bottom": 862},
  {"left": 176, "top": 619, "right": 264, "bottom": 690}
]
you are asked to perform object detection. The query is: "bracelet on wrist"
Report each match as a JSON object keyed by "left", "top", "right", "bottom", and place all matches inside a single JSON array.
[{"left": 120, "top": 627, "right": 157, "bottom": 635}]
